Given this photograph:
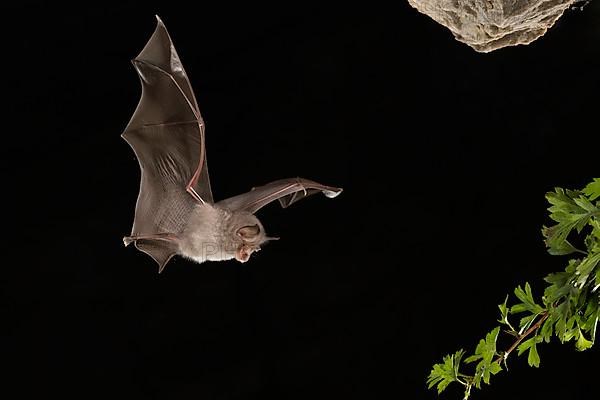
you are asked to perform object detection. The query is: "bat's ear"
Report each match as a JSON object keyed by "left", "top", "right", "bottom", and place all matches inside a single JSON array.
[{"left": 237, "top": 224, "right": 261, "bottom": 240}]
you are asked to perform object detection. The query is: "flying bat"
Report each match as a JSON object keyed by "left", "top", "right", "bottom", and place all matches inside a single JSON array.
[{"left": 122, "top": 16, "right": 342, "bottom": 273}]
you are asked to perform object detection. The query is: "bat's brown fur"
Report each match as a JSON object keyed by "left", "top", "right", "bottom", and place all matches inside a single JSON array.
[{"left": 179, "top": 204, "right": 267, "bottom": 264}]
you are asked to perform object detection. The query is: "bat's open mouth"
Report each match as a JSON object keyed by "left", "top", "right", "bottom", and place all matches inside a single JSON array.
[{"left": 235, "top": 246, "right": 251, "bottom": 263}]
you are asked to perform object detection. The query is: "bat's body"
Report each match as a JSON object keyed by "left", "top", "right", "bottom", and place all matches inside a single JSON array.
[
  {"left": 122, "top": 16, "right": 342, "bottom": 272},
  {"left": 179, "top": 204, "right": 236, "bottom": 263},
  {"left": 178, "top": 204, "right": 266, "bottom": 264}
]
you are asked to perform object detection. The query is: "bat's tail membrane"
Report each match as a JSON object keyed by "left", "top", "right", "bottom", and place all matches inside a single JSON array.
[{"left": 134, "top": 239, "right": 178, "bottom": 273}]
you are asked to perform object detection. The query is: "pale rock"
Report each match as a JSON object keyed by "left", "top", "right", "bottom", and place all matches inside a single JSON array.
[{"left": 408, "top": 0, "right": 577, "bottom": 52}]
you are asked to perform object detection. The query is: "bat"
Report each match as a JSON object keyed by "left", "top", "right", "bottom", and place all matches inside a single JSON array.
[{"left": 122, "top": 16, "right": 342, "bottom": 273}]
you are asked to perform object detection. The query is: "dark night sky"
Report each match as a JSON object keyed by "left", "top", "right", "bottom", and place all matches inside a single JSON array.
[{"left": 3, "top": 2, "right": 599, "bottom": 399}]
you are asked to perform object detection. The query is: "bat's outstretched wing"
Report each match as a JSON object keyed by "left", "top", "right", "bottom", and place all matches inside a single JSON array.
[
  {"left": 217, "top": 178, "right": 342, "bottom": 214},
  {"left": 122, "top": 16, "right": 213, "bottom": 269}
]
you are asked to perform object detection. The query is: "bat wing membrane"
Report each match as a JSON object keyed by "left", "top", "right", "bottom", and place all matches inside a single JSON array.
[
  {"left": 217, "top": 178, "right": 342, "bottom": 214},
  {"left": 122, "top": 16, "right": 212, "bottom": 269}
]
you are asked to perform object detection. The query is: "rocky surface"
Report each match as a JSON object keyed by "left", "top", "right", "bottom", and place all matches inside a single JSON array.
[{"left": 408, "top": 0, "right": 576, "bottom": 52}]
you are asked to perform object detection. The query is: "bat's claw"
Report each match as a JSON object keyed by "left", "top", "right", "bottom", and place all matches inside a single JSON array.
[{"left": 123, "top": 236, "right": 134, "bottom": 247}]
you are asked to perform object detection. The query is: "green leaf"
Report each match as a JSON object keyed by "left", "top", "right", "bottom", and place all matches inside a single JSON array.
[
  {"left": 498, "top": 296, "right": 509, "bottom": 322},
  {"left": 543, "top": 277, "right": 572, "bottom": 305},
  {"left": 582, "top": 299, "right": 599, "bottom": 343},
  {"left": 527, "top": 342, "right": 540, "bottom": 367},
  {"left": 489, "top": 362, "right": 502, "bottom": 375},
  {"left": 576, "top": 329, "right": 593, "bottom": 351},
  {"left": 542, "top": 187, "right": 596, "bottom": 255},
  {"left": 517, "top": 337, "right": 537, "bottom": 356},
  {"left": 543, "top": 223, "right": 585, "bottom": 255},
  {"left": 540, "top": 316, "right": 554, "bottom": 343},
  {"left": 541, "top": 233, "right": 580, "bottom": 255},
  {"left": 465, "top": 327, "right": 501, "bottom": 388},
  {"left": 574, "top": 196, "right": 597, "bottom": 213},
  {"left": 591, "top": 219, "right": 600, "bottom": 242},
  {"left": 582, "top": 178, "right": 600, "bottom": 201},
  {"left": 497, "top": 295, "right": 515, "bottom": 332},
  {"left": 584, "top": 231, "right": 599, "bottom": 254},
  {"left": 554, "top": 301, "right": 571, "bottom": 341},
  {"left": 512, "top": 283, "right": 544, "bottom": 315},
  {"left": 427, "top": 349, "right": 466, "bottom": 394},
  {"left": 575, "top": 252, "right": 600, "bottom": 288}
]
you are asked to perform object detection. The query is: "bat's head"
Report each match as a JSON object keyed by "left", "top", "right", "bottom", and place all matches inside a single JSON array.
[{"left": 230, "top": 212, "right": 277, "bottom": 263}]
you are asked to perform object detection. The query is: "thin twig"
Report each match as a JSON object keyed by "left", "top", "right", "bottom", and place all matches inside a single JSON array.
[{"left": 495, "top": 312, "right": 549, "bottom": 364}]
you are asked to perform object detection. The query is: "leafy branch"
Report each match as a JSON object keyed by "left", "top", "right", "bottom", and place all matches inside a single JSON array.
[{"left": 427, "top": 178, "right": 600, "bottom": 399}]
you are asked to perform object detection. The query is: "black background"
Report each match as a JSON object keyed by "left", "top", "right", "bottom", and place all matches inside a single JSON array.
[{"left": 4, "top": 2, "right": 599, "bottom": 399}]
